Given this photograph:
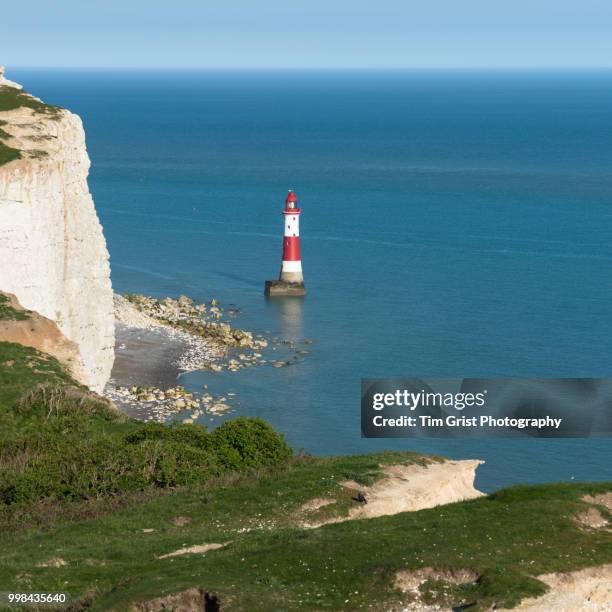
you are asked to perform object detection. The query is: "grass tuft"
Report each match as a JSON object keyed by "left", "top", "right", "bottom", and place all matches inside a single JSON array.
[{"left": 0, "top": 294, "right": 30, "bottom": 321}]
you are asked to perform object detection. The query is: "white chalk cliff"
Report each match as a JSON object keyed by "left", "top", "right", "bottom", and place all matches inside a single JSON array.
[{"left": 0, "top": 67, "right": 114, "bottom": 392}]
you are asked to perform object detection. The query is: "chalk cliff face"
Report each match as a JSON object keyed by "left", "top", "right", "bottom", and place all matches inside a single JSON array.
[{"left": 0, "top": 69, "right": 114, "bottom": 392}]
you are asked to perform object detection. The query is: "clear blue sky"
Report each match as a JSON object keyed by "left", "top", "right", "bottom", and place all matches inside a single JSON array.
[{"left": 3, "top": 0, "right": 612, "bottom": 69}]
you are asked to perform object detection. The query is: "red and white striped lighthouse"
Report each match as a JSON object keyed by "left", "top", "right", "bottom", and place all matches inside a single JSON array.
[
  {"left": 280, "top": 190, "right": 303, "bottom": 283},
  {"left": 265, "top": 189, "right": 306, "bottom": 296}
]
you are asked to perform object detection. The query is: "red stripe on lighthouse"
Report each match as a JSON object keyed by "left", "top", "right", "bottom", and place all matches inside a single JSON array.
[{"left": 283, "top": 236, "right": 301, "bottom": 261}]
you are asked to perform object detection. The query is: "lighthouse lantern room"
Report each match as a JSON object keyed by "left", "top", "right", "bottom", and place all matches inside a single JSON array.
[{"left": 264, "top": 190, "right": 306, "bottom": 296}]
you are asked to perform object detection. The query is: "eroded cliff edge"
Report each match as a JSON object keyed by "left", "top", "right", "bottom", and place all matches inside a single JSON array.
[{"left": 0, "top": 67, "right": 114, "bottom": 392}]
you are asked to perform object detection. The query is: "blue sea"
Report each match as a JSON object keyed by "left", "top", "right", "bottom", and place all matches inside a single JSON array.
[{"left": 14, "top": 69, "right": 612, "bottom": 491}]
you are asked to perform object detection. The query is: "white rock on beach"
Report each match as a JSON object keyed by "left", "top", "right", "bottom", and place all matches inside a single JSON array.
[{"left": 113, "top": 294, "right": 162, "bottom": 329}]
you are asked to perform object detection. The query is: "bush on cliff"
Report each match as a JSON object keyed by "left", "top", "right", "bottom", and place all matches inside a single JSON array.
[
  {"left": 209, "top": 417, "right": 293, "bottom": 470},
  {"left": 123, "top": 418, "right": 292, "bottom": 472},
  {"left": 0, "top": 433, "right": 221, "bottom": 505},
  {"left": 0, "top": 342, "right": 293, "bottom": 507}
]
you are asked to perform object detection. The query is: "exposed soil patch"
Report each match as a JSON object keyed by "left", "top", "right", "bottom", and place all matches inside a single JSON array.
[
  {"left": 395, "top": 567, "right": 480, "bottom": 610},
  {"left": 0, "top": 291, "right": 87, "bottom": 385},
  {"left": 507, "top": 564, "right": 612, "bottom": 611},
  {"left": 301, "top": 460, "right": 484, "bottom": 528},
  {"left": 583, "top": 492, "right": 612, "bottom": 512},
  {"left": 36, "top": 558, "right": 67, "bottom": 568},
  {"left": 132, "top": 587, "right": 215, "bottom": 612},
  {"left": 576, "top": 507, "right": 608, "bottom": 530},
  {"left": 300, "top": 497, "right": 335, "bottom": 512},
  {"left": 156, "top": 543, "right": 228, "bottom": 559}
]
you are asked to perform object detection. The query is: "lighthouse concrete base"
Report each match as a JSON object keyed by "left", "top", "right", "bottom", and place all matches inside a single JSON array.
[{"left": 264, "top": 280, "right": 306, "bottom": 297}]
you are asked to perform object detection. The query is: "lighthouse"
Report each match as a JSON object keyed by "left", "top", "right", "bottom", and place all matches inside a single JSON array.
[{"left": 265, "top": 190, "right": 306, "bottom": 296}]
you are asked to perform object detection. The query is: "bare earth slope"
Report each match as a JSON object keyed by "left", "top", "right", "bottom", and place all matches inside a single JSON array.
[
  {"left": 0, "top": 291, "right": 87, "bottom": 385},
  {"left": 301, "top": 459, "right": 485, "bottom": 527}
]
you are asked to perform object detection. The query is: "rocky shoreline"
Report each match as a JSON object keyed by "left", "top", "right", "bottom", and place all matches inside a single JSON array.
[{"left": 106, "top": 293, "right": 310, "bottom": 424}]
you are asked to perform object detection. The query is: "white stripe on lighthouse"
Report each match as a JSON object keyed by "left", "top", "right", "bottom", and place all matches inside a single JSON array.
[
  {"left": 284, "top": 215, "right": 300, "bottom": 236},
  {"left": 281, "top": 260, "right": 302, "bottom": 272}
]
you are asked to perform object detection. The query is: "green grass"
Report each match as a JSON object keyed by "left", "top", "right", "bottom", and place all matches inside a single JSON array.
[
  {"left": 0, "top": 341, "right": 292, "bottom": 509},
  {"left": 0, "top": 457, "right": 610, "bottom": 611},
  {"left": 0, "top": 294, "right": 30, "bottom": 322},
  {"left": 0, "top": 342, "right": 73, "bottom": 409},
  {"left": 0, "top": 141, "right": 21, "bottom": 165},
  {"left": 0, "top": 117, "right": 21, "bottom": 164},
  {"left": 0, "top": 341, "right": 610, "bottom": 610}
]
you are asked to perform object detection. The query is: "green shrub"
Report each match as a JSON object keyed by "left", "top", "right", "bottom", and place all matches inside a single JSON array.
[
  {"left": 125, "top": 421, "right": 209, "bottom": 447},
  {"left": 0, "top": 382, "right": 292, "bottom": 505},
  {"left": 134, "top": 440, "right": 219, "bottom": 488},
  {"left": 0, "top": 340, "right": 294, "bottom": 507},
  {"left": 209, "top": 417, "right": 292, "bottom": 471},
  {"left": 0, "top": 431, "right": 220, "bottom": 504}
]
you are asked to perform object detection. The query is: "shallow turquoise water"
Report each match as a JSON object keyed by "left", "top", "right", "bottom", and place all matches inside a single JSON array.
[{"left": 15, "top": 69, "right": 612, "bottom": 490}]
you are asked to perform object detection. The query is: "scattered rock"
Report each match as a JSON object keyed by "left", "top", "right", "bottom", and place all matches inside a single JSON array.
[
  {"left": 107, "top": 292, "right": 312, "bottom": 424},
  {"left": 395, "top": 567, "right": 479, "bottom": 596},
  {"left": 36, "top": 558, "right": 68, "bottom": 568},
  {"left": 171, "top": 516, "right": 193, "bottom": 527},
  {"left": 208, "top": 402, "right": 231, "bottom": 415}
]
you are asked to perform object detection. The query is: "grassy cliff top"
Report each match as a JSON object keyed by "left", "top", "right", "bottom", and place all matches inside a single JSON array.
[
  {"left": 0, "top": 340, "right": 293, "bottom": 510},
  {"left": 0, "top": 85, "right": 61, "bottom": 166},
  {"left": 0, "top": 84, "right": 61, "bottom": 114},
  {"left": 0, "top": 342, "right": 610, "bottom": 610},
  {"left": 1, "top": 446, "right": 611, "bottom": 611}
]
